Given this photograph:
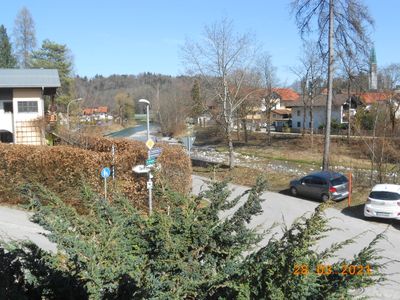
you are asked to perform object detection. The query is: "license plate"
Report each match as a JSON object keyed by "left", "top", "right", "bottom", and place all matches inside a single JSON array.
[
  {"left": 376, "top": 212, "right": 391, "bottom": 217},
  {"left": 373, "top": 201, "right": 385, "bottom": 205}
]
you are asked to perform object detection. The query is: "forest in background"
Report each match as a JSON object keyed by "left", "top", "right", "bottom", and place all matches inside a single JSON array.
[{"left": 74, "top": 73, "right": 195, "bottom": 136}]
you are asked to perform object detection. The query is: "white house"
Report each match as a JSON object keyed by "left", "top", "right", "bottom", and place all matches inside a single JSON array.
[
  {"left": 0, "top": 69, "right": 60, "bottom": 145},
  {"left": 286, "top": 93, "right": 351, "bottom": 130}
]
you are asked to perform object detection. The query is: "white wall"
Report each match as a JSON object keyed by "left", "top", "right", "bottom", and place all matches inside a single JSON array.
[
  {"left": 13, "top": 89, "right": 44, "bottom": 122},
  {"left": 13, "top": 89, "right": 45, "bottom": 145},
  {"left": 291, "top": 106, "right": 343, "bottom": 129}
]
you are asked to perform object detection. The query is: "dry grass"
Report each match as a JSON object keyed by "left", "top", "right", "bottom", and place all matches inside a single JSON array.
[{"left": 192, "top": 128, "right": 384, "bottom": 209}]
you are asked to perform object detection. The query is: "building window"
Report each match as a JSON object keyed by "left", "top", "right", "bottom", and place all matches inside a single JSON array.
[
  {"left": 3, "top": 102, "right": 13, "bottom": 113},
  {"left": 18, "top": 101, "right": 38, "bottom": 113},
  {"left": 297, "top": 110, "right": 300, "bottom": 116},
  {"left": 297, "top": 121, "right": 301, "bottom": 128}
]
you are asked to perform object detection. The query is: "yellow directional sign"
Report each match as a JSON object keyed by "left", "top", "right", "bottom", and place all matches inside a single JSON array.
[{"left": 146, "top": 138, "right": 155, "bottom": 150}]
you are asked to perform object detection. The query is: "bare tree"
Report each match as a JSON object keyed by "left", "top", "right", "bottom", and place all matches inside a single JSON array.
[
  {"left": 291, "top": 41, "right": 324, "bottom": 145},
  {"left": 337, "top": 47, "right": 369, "bottom": 143},
  {"left": 13, "top": 6, "right": 36, "bottom": 68},
  {"left": 291, "top": 0, "right": 373, "bottom": 170},
  {"left": 114, "top": 91, "right": 134, "bottom": 126},
  {"left": 256, "top": 53, "right": 279, "bottom": 145},
  {"left": 234, "top": 70, "right": 262, "bottom": 143},
  {"left": 380, "top": 63, "right": 400, "bottom": 133},
  {"left": 158, "top": 79, "right": 192, "bottom": 136},
  {"left": 182, "top": 18, "right": 258, "bottom": 168}
]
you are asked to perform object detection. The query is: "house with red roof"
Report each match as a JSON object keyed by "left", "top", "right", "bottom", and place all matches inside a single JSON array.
[
  {"left": 285, "top": 93, "right": 354, "bottom": 131},
  {"left": 82, "top": 106, "right": 111, "bottom": 122},
  {"left": 245, "top": 88, "right": 299, "bottom": 129}
]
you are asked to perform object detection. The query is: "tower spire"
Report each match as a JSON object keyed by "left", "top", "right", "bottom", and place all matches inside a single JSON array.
[
  {"left": 370, "top": 46, "right": 377, "bottom": 65},
  {"left": 369, "top": 46, "right": 377, "bottom": 90}
]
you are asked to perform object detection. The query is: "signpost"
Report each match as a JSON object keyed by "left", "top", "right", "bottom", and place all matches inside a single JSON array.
[
  {"left": 146, "top": 158, "right": 156, "bottom": 166},
  {"left": 111, "top": 144, "right": 115, "bottom": 181},
  {"left": 132, "top": 164, "right": 151, "bottom": 174},
  {"left": 132, "top": 146, "right": 163, "bottom": 215},
  {"left": 148, "top": 147, "right": 162, "bottom": 159},
  {"left": 101, "top": 167, "right": 111, "bottom": 202},
  {"left": 146, "top": 138, "right": 155, "bottom": 150},
  {"left": 181, "top": 136, "right": 196, "bottom": 155}
]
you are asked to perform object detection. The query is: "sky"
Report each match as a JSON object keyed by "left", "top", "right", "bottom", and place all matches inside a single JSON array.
[{"left": 1, "top": 0, "right": 399, "bottom": 85}]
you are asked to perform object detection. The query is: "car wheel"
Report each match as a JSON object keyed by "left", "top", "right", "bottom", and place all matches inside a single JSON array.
[
  {"left": 290, "top": 187, "right": 298, "bottom": 196},
  {"left": 321, "top": 194, "right": 330, "bottom": 202}
]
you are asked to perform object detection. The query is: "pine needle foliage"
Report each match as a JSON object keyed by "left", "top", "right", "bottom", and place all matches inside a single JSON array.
[{"left": 0, "top": 178, "right": 388, "bottom": 299}]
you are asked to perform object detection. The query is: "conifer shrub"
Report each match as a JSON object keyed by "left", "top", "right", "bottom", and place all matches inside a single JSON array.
[{"left": 0, "top": 178, "right": 387, "bottom": 299}]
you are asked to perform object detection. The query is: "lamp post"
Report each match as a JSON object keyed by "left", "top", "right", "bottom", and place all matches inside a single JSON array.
[
  {"left": 138, "top": 98, "right": 153, "bottom": 215},
  {"left": 67, "top": 98, "right": 83, "bottom": 130},
  {"left": 138, "top": 99, "right": 150, "bottom": 141}
]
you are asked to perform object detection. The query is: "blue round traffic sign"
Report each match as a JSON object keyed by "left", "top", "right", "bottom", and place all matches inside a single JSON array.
[{"left": 101, "top": 167, "right": 111, "bottom": 178}]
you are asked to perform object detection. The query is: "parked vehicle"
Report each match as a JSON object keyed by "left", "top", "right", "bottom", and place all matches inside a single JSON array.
[
  {"left": 290, "top": 171, "right": 349, "bottom": 202},
  {"left": 364, "top": 184, "right": 400, "bottom": 220},
  {"left": 261, "top": 123, "right": 276, "bottom": 131}
]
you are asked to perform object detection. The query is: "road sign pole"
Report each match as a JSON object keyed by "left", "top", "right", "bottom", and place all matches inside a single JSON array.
[
  {"left": 148, "top": 172, "right": 153, "bottom": 215},
  {"left": 104, "top": 177, "right": 107, "bottom": 202},
  {"left": 100, "top": 167, "right": 111, "bottom": 202},
  {"left": 112, "top": 144, "right": 115, "bottom": 181}
]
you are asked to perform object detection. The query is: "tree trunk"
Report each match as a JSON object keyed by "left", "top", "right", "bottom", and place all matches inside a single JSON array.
[
  {"left": 370, "top": 110, "right": 380, "bottom": 185},
  {"left": 267, "top": 111, "right": 272, "bottom": 145},
  {"left": 347, "top": 83, "right": 351, "bottom": 144},
  {"left": 236, "top": 114, "right": 240, "bottom": 141},
  {"left": 302, "top": 99, "right": 306, "bottom": 136},
  {"left": 322, "top": 0, "right": 334, "bottom": 171},
  {"left": 310, "top": 103, "right": 314, "bottom": 147},
  {"left": 227, "top": 123, "right": 235, "bottom": 169},
  {"left": 243, "top": 119, "right": 248, "bottom": 143}
]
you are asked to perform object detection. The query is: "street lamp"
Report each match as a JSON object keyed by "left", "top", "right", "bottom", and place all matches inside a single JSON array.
[
  {"left": 67, "top": 98, "right": 83, "bottom": 130},
  {"left": 138, "top": 98, "right": 153, "bottom": 215},
  {"left": 138, "top": 99, "right": 150, "bottom": 141}
]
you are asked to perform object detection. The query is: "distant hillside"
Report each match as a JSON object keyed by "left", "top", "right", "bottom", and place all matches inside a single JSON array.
[
  {"left": 74, "top": 73, "right": 194, "bottom": 135},
  {"left": 75, "top": 73, "right": 162, "bottom": 112}
]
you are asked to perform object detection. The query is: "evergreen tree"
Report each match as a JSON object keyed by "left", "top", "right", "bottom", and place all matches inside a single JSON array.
[
  {"left": 0, "top": 25, "right": 17, "bottom": 68},
  {"left": 190, "top": 79, "right": 204, "bottom": 118},
  {"left": 30, "top": 39, "right": 74, "bottom": 107}
]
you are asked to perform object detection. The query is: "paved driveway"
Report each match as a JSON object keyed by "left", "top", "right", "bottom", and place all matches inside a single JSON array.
[
  {"left": 192, "top": 175, "right": 400, "bottom": 299},
  {"left": 0, "top": 206, "right": 56, "bottom": 252}
]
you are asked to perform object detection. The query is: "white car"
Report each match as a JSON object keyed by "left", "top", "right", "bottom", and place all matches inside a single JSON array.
[{"left": 364, "top": 184, "right": 400, "bottom": 220}]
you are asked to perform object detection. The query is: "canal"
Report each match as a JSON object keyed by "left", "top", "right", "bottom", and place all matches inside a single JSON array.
[{"left": 105, "top": 123, "right": 159, "bottom": 142}]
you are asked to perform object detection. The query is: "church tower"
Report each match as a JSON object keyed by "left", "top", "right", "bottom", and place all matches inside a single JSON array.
[{"left": 369, "top": 47, "right": 377, "bottom": 90}]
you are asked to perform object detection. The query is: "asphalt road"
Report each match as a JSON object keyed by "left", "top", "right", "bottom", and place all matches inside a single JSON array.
[
  {"left": 0, "top": 206, "right": 56, "bottom": 252},
  {"left": 192, "top": 175, "right": 400, "bottom": 300}
]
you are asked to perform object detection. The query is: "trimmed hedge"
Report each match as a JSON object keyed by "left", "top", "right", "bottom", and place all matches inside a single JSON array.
[{"left": 0, "top": 137, "right": 192, "bottom": 210}]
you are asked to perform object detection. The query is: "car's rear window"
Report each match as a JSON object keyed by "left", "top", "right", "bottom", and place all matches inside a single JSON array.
[
  {"left": 330, "top": 176, "right": 348, "bottom": 186},
  {"left": 369, "top": 191, "right": 400, "bottom": 201}
]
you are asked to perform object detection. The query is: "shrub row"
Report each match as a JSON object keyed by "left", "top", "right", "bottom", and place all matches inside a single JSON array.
[{"left": 0, "top": 136, "right": 192, "bottom": 210}]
